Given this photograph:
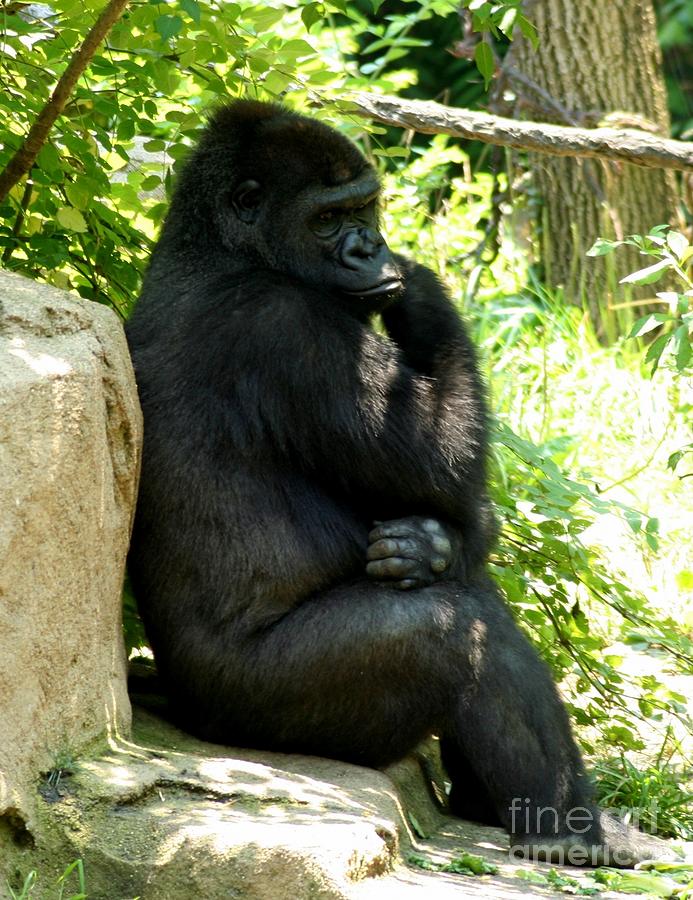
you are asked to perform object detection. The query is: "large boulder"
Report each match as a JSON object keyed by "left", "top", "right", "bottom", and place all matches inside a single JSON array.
[{"left": 0, "top": 271, "right": 141, "bottom": 846}]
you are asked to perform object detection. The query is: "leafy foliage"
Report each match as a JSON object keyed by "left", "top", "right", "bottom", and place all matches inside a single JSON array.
[
  {"left": 459, "top": 0, "right": 538, "bottom": 87},
  {"left": 408, "top": 851, "right": 498, "bottom": 876},
  {"left": 517, "top": 863, "right": 693, "bottom": 898},
  {"left": 595, "top": 749, "right": 692, "bottom": 840},
  {"left": 589, "top": 226, "right": 693, "bottom": 476},
  {"left": 0, "top": 0, "right": 358, "bottom": 313},
  {"left": 588, "top": 226, "right": 693, "bottom": 376},
  {"left": 383, "top": 143, "right": 692, "bottom": 760}
]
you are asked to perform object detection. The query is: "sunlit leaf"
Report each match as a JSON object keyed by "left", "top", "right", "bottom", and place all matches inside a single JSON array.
[
  {"left": 666, "top": 230, "right": 689, "bottom": 261},
  {"left": 56, "top": 206, "right": 88, "bottom": 233},
  {"left": 628, "top": 313, "right": 670, "bottom": 339},
  {"left": 644, "top": 331, "right": 672, "bottom": 373},
  {"left": 620, "top": 258, "right": 671, "bottom": 285},
  {"left": 587, "top": 237, "right": 622, "bottom": 257},
  {"left": 301, "top": 3, "right": 323, "bottom": 31},
  {"left": 674, "top": 324, "right": 692, "bottom": 370}
]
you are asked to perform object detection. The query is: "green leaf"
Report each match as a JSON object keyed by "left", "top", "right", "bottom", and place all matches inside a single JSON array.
[
  {"left": 140, "top": 175, "right": 163, "bottom": 191},
  {"left": 628, "top": 313, "right": 669, "bottom": 339},
  {"left": 620, "top": 258, "right": 671, "bottom": 286},
  {"left": 301, "top": 3, "right": 323, "bottom": 31},
  {"left": 666, "top": 230, "right": 689, "bottom": 261},
  {"left": 587, "top": 237, "right": 621, "bottom": 257},
  {"left": 372, "top": 147, "right": 410, "bottom": 158},
  {"left": 65, "top": 183, "right": 90, "bottom": 210},
  {"left": 263, "top": 68, "right": 293, "bottom": 96},
  {"left": 497, "top": 8, "right": 517, "bottom": 37},
  {"left": 56, "top": 207, "right": 88, "bottom": 233},
  {"left": 645, "top": 332, "right": 672, "bottom": 373},
  {"left": 474, "top": 41, "right": 495, "bottom": 89},
  {"left": 279, "top": 39, "right": 316, "bottom": 60},
  {"left": 244, "top": 6, "right": 285, "bottom": 29},
  {"left": 516, "top": 13, "right": 539, "bottom": 47},
  {"left": 179, "top": 0, "right": 201, "bottom": 24},
  {"left": 37, "top": 142, "right": 62, "bottom": 176},
  {"left": 155, "top": 15, "right": 183, "bottom": 42},
  {"left": 674, "top": 324, "right": 691, "bottom": 370}
]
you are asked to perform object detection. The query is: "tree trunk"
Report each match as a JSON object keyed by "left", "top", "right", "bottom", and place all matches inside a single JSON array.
[{"left": 503, "top": 0, "right": 681, "bottom": 338}]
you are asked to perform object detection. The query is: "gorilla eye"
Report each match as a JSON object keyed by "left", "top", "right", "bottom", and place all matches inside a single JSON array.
[{"left": 312, "top": 208, "right": 343, "bottom": 237}]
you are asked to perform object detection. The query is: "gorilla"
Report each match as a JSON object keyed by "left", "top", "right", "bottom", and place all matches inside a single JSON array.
[{"left": 126, "top": 100, "right": 666, "bottom": 867}]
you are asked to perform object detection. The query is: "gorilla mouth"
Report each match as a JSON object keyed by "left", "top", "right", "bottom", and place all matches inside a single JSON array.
[{"left": 345, "top": 278, "right": 403, "bottom": 299}]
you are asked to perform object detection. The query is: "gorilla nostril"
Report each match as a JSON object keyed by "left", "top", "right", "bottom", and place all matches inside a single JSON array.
[{"left": 341, "top": 228, "right": 384, "bottom": 266}]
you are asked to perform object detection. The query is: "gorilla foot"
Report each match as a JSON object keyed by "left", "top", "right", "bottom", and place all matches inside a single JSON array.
[{"left": 510, "top": 812, "right": 682, "bottom": 868}]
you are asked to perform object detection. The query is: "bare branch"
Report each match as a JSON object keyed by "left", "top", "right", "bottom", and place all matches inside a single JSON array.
[
  {"left": 0, "top": 0, "right": 131, "bottom": 205},
  {"left": 347, "top": 93, "right": 693, "bottom": 173}
]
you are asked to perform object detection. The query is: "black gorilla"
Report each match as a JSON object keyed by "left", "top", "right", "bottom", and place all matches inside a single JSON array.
[{"left": 126, "top": 100, "right": 663, "bottom": 867}]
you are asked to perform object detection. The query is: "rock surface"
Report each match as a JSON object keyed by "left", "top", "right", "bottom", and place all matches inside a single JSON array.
[
  {"left": 0, "top": 272, "right": 141, "bottom": 844},
  {"left": 8, "top": 706, "right": 676, "bottom": 900}
]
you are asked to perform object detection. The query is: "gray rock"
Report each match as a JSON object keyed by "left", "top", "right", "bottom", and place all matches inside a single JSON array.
[{"left": 0, "top": 271, "right": 141, "bottom": 844}]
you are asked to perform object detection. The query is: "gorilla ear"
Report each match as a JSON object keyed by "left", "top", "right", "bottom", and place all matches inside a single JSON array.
[{"left": 232, "top": 180, "right": 262, "bottom": 223}]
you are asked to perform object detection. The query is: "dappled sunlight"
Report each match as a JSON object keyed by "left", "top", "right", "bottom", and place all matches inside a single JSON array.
[{"left": 7, "top": 339, "right": 73, "bottom": 378}]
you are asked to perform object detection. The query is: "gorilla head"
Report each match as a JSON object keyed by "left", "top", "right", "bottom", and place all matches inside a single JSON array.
[{"left": 166, "top": 101, "right": 402, "bottom": 311}]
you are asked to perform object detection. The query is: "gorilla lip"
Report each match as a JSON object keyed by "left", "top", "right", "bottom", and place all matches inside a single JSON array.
[{"left": 344, "top": 278, "right": 403, "bottom": 298}]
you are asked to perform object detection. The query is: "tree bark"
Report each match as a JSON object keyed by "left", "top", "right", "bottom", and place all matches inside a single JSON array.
[{"left": 502, "top": 0, "right": 682, "bottom": 337}]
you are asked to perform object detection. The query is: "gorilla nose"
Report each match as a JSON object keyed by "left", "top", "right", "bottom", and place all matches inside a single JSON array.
[{"left": 340, "top": 228, "right": 385, "bottom": 269}]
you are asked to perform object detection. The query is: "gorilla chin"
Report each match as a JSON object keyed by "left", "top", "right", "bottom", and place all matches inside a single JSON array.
[{"left": 125, "top": 98, "right": 675, "bottom": 870}]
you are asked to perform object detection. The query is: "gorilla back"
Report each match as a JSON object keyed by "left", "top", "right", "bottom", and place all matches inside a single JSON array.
[{"left": 126, "top": 100, "right": 662, "bottom": 867}]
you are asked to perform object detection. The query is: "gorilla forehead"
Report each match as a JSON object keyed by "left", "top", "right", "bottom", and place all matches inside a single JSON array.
[{"left": 208, "top": 99, "right": 371, "bottom": 190}]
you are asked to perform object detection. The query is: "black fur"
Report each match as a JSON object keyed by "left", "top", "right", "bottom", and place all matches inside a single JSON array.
[{"left": 126, "top": 101, "right": 644, "bottom": 862}]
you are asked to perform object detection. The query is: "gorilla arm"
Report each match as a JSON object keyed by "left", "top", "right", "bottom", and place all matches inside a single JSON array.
[{"left": 217, "top": 272, "right": 494, "bottom": 576}]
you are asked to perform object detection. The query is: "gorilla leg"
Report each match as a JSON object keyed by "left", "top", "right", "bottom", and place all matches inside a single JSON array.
[
  {"left": 176, "top": 577, "right": 599, "bottom": 848},
  {"left": 440, "top": 739, "right": 503, "bottom": 827}
]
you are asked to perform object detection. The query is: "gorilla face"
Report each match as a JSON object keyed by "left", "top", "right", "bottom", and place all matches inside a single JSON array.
[
  {"left": 301, "top": 180, "right": 403, "bottom": 302},
  {"left": 229, "top": 157, "right": 403, "bottom": 309}
]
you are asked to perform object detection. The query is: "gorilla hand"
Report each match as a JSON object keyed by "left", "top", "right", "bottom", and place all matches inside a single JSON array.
[{"left": 366, "top": 517, "right": 455, "bottom": 590}]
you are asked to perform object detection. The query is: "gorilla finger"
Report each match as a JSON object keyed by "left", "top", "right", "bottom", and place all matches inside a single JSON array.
[
  {"left": 368, "top": 521, "right": 422, "bottom": 543},
  {"left": 431, "top": 535, "right": 452, "bottom": 557},
  {"left": 421, "top": 518, "right": 446, "bottom": 537},
  {"left": 367, "top": 537, "right": 420, "bottom": 560},
  {"left": 366, "top": 538, "right": 399, "bottom": 560},
  {"left": 430, "top": 556, "right": 449, "bottom": 574},
  {"left": 366, "top": 557, "right": 417, "bottom": 579},
  {"left": 394, "top": 578, "right": 419, "bottom": 590}
]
